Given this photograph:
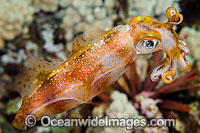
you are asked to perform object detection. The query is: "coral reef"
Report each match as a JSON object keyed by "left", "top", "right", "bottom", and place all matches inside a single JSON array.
[
  {"left": 41, "top": 24, "right": 66, "bottom": 61},
  {"left": 104, "top": 91, "right": 139, "bottom": 133},
  {"left": 56, "top": 0, "right": 117, "bottom": 52},
  {"left": 0, "top": 0, "right": 35, "bottom": 48},
  {"left": 87, "top": 91, "right": 140, "bottom": 133},
  {"left": 33, "top": 0, "right": 59, "bottom": 12},
  {"left": 0, "top": 0, "right": 199, "bottom": 132}
]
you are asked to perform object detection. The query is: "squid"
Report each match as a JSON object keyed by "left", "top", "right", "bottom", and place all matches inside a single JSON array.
[{"left": 12, "top": 7, "right": 191, "bottom": 130}]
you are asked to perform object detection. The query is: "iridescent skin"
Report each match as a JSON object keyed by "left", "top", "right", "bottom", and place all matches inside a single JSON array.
[{"left": 12, "top": 7, "right": 190, "bottom": 130}]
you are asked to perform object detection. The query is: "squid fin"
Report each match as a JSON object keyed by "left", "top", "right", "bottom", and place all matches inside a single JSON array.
[
  {"left": 71, "top": 30, "right": 105, "bottom": 54},
  {"left": 15, "top": 57, "right": 61, "bottom": 97}
]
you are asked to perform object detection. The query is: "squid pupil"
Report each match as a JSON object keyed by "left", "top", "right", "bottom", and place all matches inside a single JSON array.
[{"left": 145, "top": 41, "right": 154, "bottom": 48}]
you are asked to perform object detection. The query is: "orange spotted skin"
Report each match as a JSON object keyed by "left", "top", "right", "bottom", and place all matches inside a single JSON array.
[
  {"left": 12, "top": 25, "right": 135, "bottom": 130},
  {"left": 12, "top": 7, "right": 191, "bottom": 130}
]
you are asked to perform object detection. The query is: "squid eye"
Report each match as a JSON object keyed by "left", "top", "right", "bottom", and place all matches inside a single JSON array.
[
  {"left": 144, "top": 40, "right": 159, "bottom": 49},
  {"left": 136, "top": 39, "right": 161, "bottom": 54}
]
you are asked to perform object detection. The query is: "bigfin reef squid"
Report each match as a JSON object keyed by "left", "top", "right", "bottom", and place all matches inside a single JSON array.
[{"left": 12, "top": 7, "right": 191, "bottom": 130}]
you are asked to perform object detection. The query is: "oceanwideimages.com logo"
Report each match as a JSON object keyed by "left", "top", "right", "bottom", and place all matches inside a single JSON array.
[{"left": 25, "top": 115, "right": 175, "bottom": 130}]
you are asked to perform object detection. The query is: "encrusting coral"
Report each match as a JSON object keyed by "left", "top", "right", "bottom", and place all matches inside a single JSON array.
[
  {"left": 104, "top": 91, "right": 140, "bottom": 133},
  {"left": 56, "top": 0, "right": 118, "bottom": 52},
  {"left": 41, "top": 24, "right": 67, "bottom": 61},
  {"left": 32, "top": 0, "right": 60, "bottom": 12},
  {"left": 87, "top": 91, "right": 140, "bottom": 133},
  {"left": 0, "top": 0, "right": 35, "bottom": 48}
]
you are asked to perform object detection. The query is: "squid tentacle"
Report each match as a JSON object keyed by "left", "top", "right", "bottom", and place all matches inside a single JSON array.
[
  {"left": 161, "top": 60, "right": 177, "bottom": 84},
  {"left": 177, "top": 55, "right": 191, "bottom": 72},
  {"left": 151, "top": 56, "right": 171, "bottom": 81}
]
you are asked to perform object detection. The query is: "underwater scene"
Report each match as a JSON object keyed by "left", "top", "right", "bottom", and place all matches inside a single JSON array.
[{"left": 0, "top": 0, "right": 200, "bottom": 132}]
